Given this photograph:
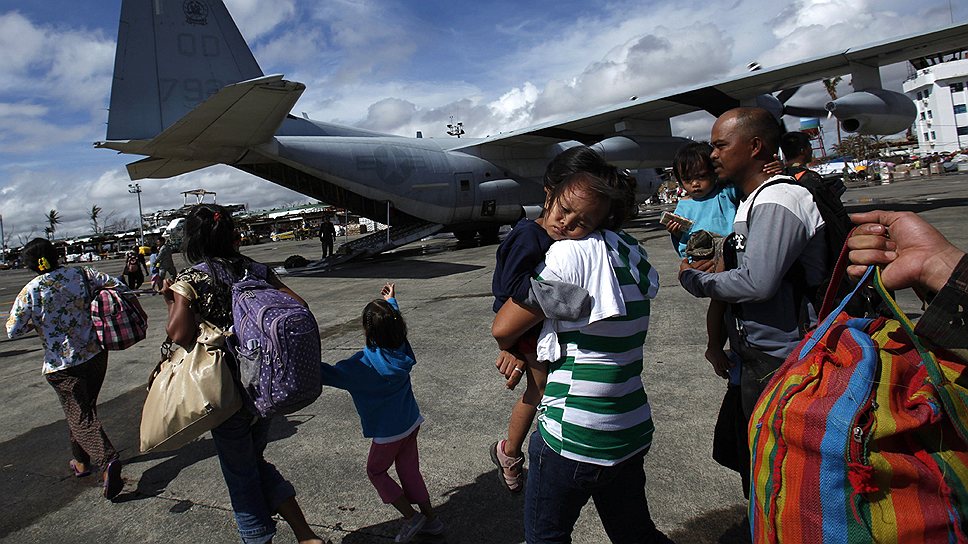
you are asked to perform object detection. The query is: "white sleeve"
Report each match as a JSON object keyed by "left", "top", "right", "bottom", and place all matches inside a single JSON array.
[{"left": 537, "top": 241, "right": 583, "bottom": 285}]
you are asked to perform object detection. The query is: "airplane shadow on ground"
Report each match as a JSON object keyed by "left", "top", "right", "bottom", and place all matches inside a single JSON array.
[
  {"left": 338, "top": 471, "right": 524, "bottom": 544},
  {"left": 292, "top": 259, "right": 485, "bottom": 280},
  {"left": 847, "top": 196, "right": 968, "bottom": 214},
  {"left": 0, "top": 381, "right": 308, "bottom": 539}
]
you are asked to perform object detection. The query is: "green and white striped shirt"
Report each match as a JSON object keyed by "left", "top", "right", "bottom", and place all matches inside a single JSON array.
[{"left": 535, "top": 230, "right": 660, "bottom": 465}]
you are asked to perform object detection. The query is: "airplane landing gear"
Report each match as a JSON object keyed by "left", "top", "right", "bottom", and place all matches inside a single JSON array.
[{"left": 478, "top": 226, "right": 500, "bottom": 245}]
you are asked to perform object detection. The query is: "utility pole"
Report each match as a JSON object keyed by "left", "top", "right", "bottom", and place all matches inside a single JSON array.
[
  {"left": 0, "top": 213, "right": 5, "bottom": 264},
  {"left": 128, "top": 183, "right": 145, "bottom": 246}
]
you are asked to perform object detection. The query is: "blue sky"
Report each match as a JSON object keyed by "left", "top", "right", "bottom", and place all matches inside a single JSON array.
[{"left": 0, "top": 0, "right": 966, "bottom": 243}]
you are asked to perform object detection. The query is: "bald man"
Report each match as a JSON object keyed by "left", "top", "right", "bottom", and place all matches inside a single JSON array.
[{"left": 679, "top": 107, "right": 828, "bottom": 420}]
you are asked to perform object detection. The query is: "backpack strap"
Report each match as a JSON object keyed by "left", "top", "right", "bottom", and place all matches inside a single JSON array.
[
  {"left": 79, "top": 266, "right": 93, "bottom": 304},
  {"left": 816, "top": 227, "right": 857, "bottom": 321},
  {"left": 740, "top": 177, "right": 814, "bottom": 333}
]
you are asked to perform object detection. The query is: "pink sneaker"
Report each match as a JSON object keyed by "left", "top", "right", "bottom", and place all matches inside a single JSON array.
[{"left": 489, "top": 440, "right": 524, "bottom": 493}]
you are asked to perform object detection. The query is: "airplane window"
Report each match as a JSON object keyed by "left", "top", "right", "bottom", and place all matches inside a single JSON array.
[
  {"left": 917, "top": 91, "right": 923, "bottom": 100},
  {"left": 954, "top": 104, "right": 967, "bottom": 114},
  {"left": 952, "top": 82, "right": 965, "bottom": 92},
  {"left": 460, "top": 179, "right": 470, "bottom": 191}
]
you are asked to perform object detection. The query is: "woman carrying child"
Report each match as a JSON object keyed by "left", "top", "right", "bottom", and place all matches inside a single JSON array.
[
  {"left": 489, "top": 146, "right": 629, "bottom": 493},
  {"left": 320, "top": 282, "right": 444, "bottom": 544},
  {"left": 163, "top": 204, "right": 324, "bottom": 544},
  {"left": 493, "top": 160, "right": 672, "bottom": 543}
]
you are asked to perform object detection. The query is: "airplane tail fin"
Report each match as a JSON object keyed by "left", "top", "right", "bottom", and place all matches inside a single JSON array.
[{"left": 106, "top": 0, "right": 264, "bottom": 141}]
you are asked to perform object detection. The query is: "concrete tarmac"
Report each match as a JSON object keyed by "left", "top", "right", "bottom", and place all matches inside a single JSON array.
[{"left": 1, "top": 173, "right": 967, "bottom": 543}]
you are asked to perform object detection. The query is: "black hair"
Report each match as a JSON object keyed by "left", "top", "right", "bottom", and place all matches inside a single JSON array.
[
  {"left": 779, "top": 131, "right": 812, "bottom": 161},
  {"left": 544, "top": 146, "right": 637, "bottom": 229},
  {"left": 731, "top": 107, "right": 782, "bottom": 156},
  {"left": 182, "top": 204, "right": 250, "bottom": 278},
  {"left": 547, "top": 170, "right": 636, "bottom": 232},
  {"left": 672, "top": 141, "right": 715, "bottom": 186},
  {"left": 22, "top": 238, "right": 59, "bottom": 274},
  {"left": 362, "top": 299, "right": 407, "bottom": 349}
]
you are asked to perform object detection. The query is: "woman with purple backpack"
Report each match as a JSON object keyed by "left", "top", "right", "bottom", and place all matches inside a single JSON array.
[{"left": 163, "top": 204, "right": 326, "bottom": 544}]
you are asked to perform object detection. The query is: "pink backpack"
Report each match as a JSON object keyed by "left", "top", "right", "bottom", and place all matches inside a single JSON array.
[{"left": 83, "top": 268, "right": 148, "bottom": 350}]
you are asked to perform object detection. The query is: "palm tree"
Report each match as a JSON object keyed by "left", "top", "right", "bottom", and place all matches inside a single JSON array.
[
  {"left": 89, "top": 205, "right": 102, "bottom": 234},
  {"left": 45, "top": 209, "right": 60, "bottom": 240},
  {"left": 823, "top": 77, "right": 843, "bottom": 147}
]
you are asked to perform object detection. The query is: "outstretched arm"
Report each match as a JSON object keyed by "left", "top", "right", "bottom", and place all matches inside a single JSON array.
[{"left": 268, "top": 270, "right": 308, "bottom": 308}]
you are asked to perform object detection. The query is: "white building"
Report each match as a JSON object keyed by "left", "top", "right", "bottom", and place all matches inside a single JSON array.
[{"left": 902, "top": 57, "right": 968, "bottom": 154}]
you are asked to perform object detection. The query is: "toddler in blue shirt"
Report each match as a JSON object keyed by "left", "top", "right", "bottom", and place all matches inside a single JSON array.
[{"left": 666, "top": 141, "right": 739, "bottom": 381}]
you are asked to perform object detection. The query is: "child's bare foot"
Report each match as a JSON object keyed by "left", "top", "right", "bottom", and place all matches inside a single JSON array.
[{"left": 69, "top": 459, "right": 91, "bottom": 478}]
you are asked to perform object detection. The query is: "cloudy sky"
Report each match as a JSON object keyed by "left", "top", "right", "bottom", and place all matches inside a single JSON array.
[{"left": 0, "top": 0, "right": 965, "bottom": 243}]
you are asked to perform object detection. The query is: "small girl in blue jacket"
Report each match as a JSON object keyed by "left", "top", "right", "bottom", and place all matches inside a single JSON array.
[{"left": 320, "top": 282, "right": 442, "bottom": 543}]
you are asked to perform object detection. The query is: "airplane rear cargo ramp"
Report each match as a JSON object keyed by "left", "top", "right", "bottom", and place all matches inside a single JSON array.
[{"left": 284, "top": 222, "right": 444, "bottom": 275}]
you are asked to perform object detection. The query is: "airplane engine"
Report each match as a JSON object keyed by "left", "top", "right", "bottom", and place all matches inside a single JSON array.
[
  {"left": 476, "top": 178, "right": 542, "bottom": 223},
  {"left": 825, "top": 89, "right": 916, "bottom": 135},
  {"left": 593, "top": 136, "right": 691, "bottom": 168}
]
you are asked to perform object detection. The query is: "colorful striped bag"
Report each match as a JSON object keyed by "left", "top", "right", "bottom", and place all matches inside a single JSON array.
[{"left": 749, "top": 265, "right": 968, "bottom": 543}]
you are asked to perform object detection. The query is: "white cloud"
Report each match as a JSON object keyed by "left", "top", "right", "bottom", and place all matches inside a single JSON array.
[
  {"left": 760, "top": 0, "right": 950, "bottom": 69},
  {"left": 0, "top": 12, "right": 45, "bottom": 80},
  {"left": 303, "top": 1, "right": 419, "bottom": 86},
  {"left": 225, "top": 0, "right": 297, "bottom": 41},
  {"left": 532, "top": 23, "right": 734, "bottom": 123},
  {"left": 0, "top": 12, "right": 113, "bottom": 110}
]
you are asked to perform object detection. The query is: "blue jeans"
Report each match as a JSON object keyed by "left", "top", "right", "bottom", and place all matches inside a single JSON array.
[
  {"left": 211, "top": 408, "right": 296, "bottom": 544},
  {"left": 524, "top": 431, "right": 673, "bottom": 544}
]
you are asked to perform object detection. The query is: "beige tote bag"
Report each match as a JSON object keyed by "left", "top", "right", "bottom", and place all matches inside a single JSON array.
[{"left": 139, "top": 281, "right": 242, "bottom": 453}]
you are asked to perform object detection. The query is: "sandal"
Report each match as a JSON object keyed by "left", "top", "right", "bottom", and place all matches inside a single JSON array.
[
  {"left": 69, "top": 459, "right": 91, "bottom": 478},
  {"left": 490, "top": 440, "right": 524, "bottom": 493},
  {"left": 102, "top": 458, "right": 123, "bottom": 500}
]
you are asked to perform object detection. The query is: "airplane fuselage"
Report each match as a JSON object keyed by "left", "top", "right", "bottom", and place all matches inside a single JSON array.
[{"left": 248, "top": 135, "right": 546, "bottom": 227}]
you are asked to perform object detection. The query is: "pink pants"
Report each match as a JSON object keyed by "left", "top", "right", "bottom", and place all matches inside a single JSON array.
[{"left": 366, "top": 426, "right": 429, "bottom": 505}]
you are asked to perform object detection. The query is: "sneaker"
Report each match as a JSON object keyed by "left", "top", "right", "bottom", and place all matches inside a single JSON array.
[
  {"left": 419, "top": 516, "right": 445, "bottom": 536},
  {"left": 394, "top": 513, "right": 426, "bottom": 543}
]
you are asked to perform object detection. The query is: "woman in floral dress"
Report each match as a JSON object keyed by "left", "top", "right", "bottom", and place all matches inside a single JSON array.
[{"left": 5, "top": 238, "right": 127, "bottom": 499}]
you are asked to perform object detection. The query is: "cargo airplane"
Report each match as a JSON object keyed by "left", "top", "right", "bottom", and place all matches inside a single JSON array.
[{"left": 96, "top": 0, "right": 968, "bottom": 252}]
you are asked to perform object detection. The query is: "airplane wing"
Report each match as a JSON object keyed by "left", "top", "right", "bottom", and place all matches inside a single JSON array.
[{"left": 454, "top": 22, "right": 968, "bottom": 149}]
